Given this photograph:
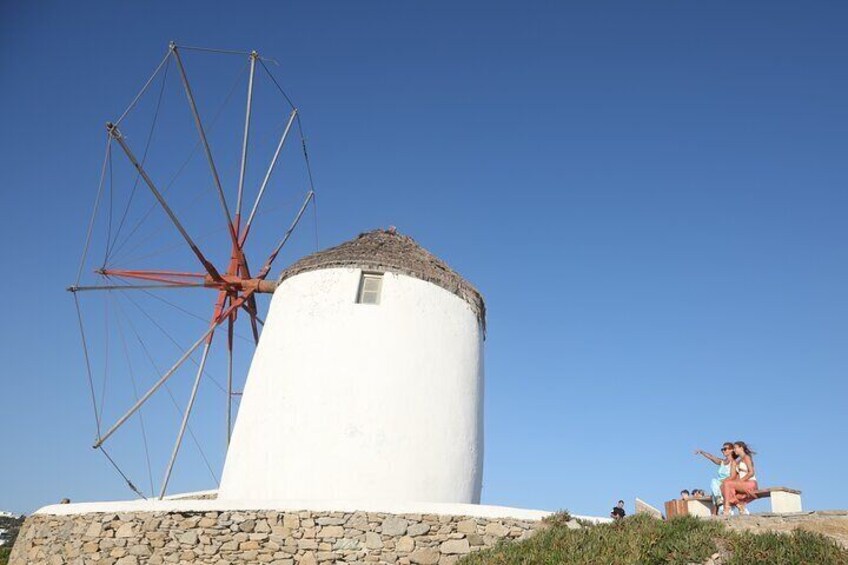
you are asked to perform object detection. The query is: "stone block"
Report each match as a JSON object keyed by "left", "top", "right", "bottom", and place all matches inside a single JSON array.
[
  {"left": 456, "top": 520, "right": 477, "bottom": 534},
  {"left": 409, "top": 547, "right": 440, "bottom": 564},
  {"left": 382, "top": 517, "right": 408, "bottom": 536},
  {"left": 317, "top": 525, "right": 345, "bottom": 538},
  {"left": 396, "top": 536, "right": 415, "bottom": 552},
  {"left": 439, "top": 539, "right": 470, "bottom": 554}
]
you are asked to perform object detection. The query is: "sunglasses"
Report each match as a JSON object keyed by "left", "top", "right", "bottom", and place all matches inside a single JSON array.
[{"left": 721, "top": 447, "right": 732, "bottom": 451}]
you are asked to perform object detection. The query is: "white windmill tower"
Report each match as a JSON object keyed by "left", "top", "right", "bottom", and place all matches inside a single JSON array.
[{"left": 219, "top": 228, "right": 486, "bottom": 504}]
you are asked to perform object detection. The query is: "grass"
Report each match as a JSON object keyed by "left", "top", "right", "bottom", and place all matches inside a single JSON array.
[
  {"left": 0, "top": 546, "right": 10, "bottom": 565},
  {"left": 459, "top": 513, "right": 848, "bottom": 565}
]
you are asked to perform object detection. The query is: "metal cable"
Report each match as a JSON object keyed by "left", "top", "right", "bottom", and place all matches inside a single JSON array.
[
  {"left": 107, "top": 57, "right": 172, "bottom": 263},
  {"left": 106, "top": 185, "right": 215, "bottom": 267},
  {"left": 258, "top": 58, "right": 321, "bottom": 254},
  {"left": 75, "top": 136, "right": 112, "bottom": 285},
  {"left": 114, "top": 49, "right": 172, "bottom": 128},
  {"left": 258, "top": 59, "right": 296, "bottom": 109},
  {"left": 73, "top": 293, "right": 102, "bottom": 439},
  {"left": 98, "top": 446, "right": 147, "bottom": 500},
  {"left": 103, "top": 144, "right": 114, "bottom": 267},
  {"left": 96, "top": 292, "right": 110, "bottom": 426},
  {"left": 112, "top": 295, "right": 156, "bottom": 497},
  {"left": 111, "top": 196, "right": 298, "bottom": 268},
  {"left": 138, "top": 288, "right": 254, "bottom": 345}
]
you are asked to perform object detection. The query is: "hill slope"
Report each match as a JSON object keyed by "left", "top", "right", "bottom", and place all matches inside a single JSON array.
[{"left": 459, "top": 513, "right": 848, "bottom": 565}]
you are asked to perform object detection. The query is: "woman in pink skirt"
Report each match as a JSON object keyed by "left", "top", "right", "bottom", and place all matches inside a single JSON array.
[{"left": 721, "top": 441, "right": 758, "bottom": 515}]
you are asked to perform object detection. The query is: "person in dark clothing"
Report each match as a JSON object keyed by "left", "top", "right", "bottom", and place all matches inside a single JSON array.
[{"left": 611, "top": 500, "right": 626, "bottom": 519}]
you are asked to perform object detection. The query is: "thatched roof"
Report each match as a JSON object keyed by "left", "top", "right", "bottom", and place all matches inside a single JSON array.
[{"left": 278, "top": 229, "right": 485, "bottom": 327}]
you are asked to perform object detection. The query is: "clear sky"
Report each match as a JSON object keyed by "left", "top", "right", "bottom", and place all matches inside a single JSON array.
[{"left": 1, "top": 2, "right": 846, "bottom": 517}]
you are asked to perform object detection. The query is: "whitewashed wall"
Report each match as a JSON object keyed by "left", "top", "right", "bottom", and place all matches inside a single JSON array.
[{"left": 219, "top": 267, "right": 484, "bottom": 504}]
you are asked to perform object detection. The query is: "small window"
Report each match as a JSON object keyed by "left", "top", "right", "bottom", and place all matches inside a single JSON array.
[{"left": 356, "top": 273, "right": 383, "bottom": 304}]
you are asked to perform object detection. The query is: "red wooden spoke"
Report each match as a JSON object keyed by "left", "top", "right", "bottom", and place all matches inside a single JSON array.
[{"left": 100, "top": 269, "right": 207, "bottom": 286}]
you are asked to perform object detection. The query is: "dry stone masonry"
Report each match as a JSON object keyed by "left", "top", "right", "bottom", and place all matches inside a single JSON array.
[{"left": 10, "top": 509, "right": 552, "bottom": 564}]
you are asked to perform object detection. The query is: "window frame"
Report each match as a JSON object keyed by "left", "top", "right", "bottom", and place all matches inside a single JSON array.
[{"left": 356, "top": 271, "right": 384, "bottom": 305}]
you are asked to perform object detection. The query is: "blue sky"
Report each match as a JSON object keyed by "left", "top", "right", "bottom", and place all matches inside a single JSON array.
[{"left": 1, "top": 2, "right": 846, "bottom": 517}]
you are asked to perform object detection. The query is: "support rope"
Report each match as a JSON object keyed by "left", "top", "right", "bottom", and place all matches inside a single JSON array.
[
  {"left": 75, "top": 136, "right": 112, "bottom": 285},
  {"left": 106, "top": 57, "right": 172, "bottom": 264},
  {"left": 103, "top": 144, "right": 114, "bottom": 267},
  {"left": 98, "top": 446, "right": 147, "bottom": 499},
  {"left": 96, "top": 290, "right": 110, "bottom": 426},
  {"left": 116, "top": 296, "right": 219, "bottom": 484},
  {"left": 114, "top": 49, "right": 171, "bottom": 128},
  {"left": 73, "top": 293, "right": 102, "bottom": 439},
  {"left": 259, "top": 59, "right": 321, "bottom": 252},
  {"left": 113, "top": 294, "right": 156, "bottom": 497}
]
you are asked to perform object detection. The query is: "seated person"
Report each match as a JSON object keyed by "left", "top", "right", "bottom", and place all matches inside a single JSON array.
[{"left": 680, "top": 489, "right": 691, "bottom": 499}]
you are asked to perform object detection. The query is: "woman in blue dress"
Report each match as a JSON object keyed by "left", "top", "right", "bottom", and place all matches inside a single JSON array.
[{"left": 694, "top": 443, "right": 737, "bottom": 515}]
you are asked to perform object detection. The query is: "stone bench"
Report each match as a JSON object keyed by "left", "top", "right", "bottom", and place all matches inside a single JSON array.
[{"left": 681, "top": 487, "right": 803, "bottom": 517}]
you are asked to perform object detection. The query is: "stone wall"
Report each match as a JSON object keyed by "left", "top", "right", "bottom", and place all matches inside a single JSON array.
[{"left": 10, "top": 509, "right": 552, "bottom": 564}]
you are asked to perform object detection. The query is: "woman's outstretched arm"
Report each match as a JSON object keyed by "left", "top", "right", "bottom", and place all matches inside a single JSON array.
[{"left": 694, "top": 449, "right": 723, "bottom": 466}]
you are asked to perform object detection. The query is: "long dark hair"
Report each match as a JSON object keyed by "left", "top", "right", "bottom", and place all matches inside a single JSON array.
[
  {"left": 722, "top": 442, "right": 738, "bottom": 460},
  {"left": 733, "top": 441, "right": 756, "bottom": 456}
]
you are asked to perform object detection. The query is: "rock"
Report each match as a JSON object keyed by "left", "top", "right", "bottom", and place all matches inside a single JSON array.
[
  {"left": 466, "top": 533, "right": 484, "bottom": 546},
  {"left": 439, "top": 539, "right": 471, "bottom": 554},
  {"left": 178, "top": 531, "right": 198, "bottom": 545},
  {"left": 255, "top": 519, "right": 271, "bottom": 533},
  {"left": 85, "top": 522, "right": 102, "bottom": 538},
  {"left": 396, "top": 536, "right": 415, "bottom": 552},
  {"left": 317, "top": 525, "right": 344, "bottom": 538},
  {"left": 239, "top": 519, "right": 256, "bottom": 532},
  {"left": 456, "top": 519, "right": 477, "bottom": 534},
  {"left": 128, "top": 544, "right": 152, "bottom": 556},
  {"left": 298, "top": 538, "right": 318, "bottom": 550},
  {"left": 407, "top": 523, "right": 430, "bottom": 537},
  {"left": 316, "top": 517, "right": 346, "bottom": 526},
  {"left": 484, "top": 523, "right": 509, "bottom": 538},
  {"left": 382, "top": 517, "right": 408, "bottom": 536},
  {"left": 333, "top": 538, "right": 361, "bottom": 550},
  {"left": 365, "top": 532, "right": 383, "bottom": 550},
  {"left": 115, "top": 523, "right": 135, "bottom": 538},
  {"left": 409, "top": 547, "right": 441, "bottom": 564}
]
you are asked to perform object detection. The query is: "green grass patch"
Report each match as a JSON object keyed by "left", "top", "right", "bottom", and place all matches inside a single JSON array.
[
  {"left": 725, "top": 528, "right": 848, "bottom": 565},
  {"left": 0, "top": 546, "right": 10, "bottom": 565},
  {"left": 459, "top": 513, "right": 848, "bottom": 565}
]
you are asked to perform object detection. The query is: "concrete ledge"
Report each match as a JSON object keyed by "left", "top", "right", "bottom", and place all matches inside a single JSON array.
[{"left": 34, "top": 496, "right": 606, "bottom": 523}]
